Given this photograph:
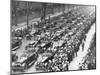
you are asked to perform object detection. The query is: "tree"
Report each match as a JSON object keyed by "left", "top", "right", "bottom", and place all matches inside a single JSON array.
[
  {"left": 26, "top": 2, "right": 29, "bottom": 28},
  {"left": 11, "top": 1, "right": 17, "bottom": 26}
]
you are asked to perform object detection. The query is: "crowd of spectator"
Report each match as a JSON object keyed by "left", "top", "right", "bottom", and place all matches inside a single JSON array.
[{"left": 12, "top": 6, "right": 96, "bottom": 72}]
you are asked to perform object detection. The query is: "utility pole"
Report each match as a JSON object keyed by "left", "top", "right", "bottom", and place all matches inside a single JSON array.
[
  {"left": 62, "top": 4, "right": 65, "bottom": 14},
  {"left": 51, "top": 4, "right": 54, "bottom": 15},
  {"left": 41, "top": 3, "right": 46, "bottom": 21}
]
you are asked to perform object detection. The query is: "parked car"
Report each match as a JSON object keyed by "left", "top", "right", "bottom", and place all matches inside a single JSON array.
[
  {"left": 11, "top": 39, "right": 22, "bottom": 51},
  {"left": 25, "top": 41, "right": 37, "bottom": 50},
  {"left": 26, "top": 34, "right": 33, "bottom": 40},
  {"left": 12, "top": 53, "right": 38, "bottom": 72},
  {"left": 12, "top": 52, "right": 18, "bottom": 62}
]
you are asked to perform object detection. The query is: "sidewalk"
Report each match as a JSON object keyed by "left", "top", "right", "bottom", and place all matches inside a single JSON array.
[
  {"left": 11, "top": 6, "right": 80, "bottom": 31},
  {"left": 12, "top": 12, "right": 63, "bottom": 31}
]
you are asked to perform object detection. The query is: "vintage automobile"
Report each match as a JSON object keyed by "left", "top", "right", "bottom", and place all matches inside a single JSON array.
[
  {"left": 26, "top": 34, "right": 33, "bottom": 40},
  {"left": 12, "top": 53, "right": 38, "bottom": 72},
  {"left": 25, "top": 41, "right": 37, "bottom": 50},
  {"left": 35, "top": 62, "right": 46, "bottom": 71},
  {"left": 53, "top": 35, "right": 61, "bottom": 41},
  {"left": 12, "top": 51, "right": 18, "bottom": 62},
  {"left": 35, "top": 53, "right": 53, "bottom": 71},
  {"left": 11, "top": 38, "right": 22, "bottom": 51}
]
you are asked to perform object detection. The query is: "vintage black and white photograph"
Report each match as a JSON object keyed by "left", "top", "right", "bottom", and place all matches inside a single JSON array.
[{"left": 11, "top": 0, "right": 96, "bottom": 74}]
